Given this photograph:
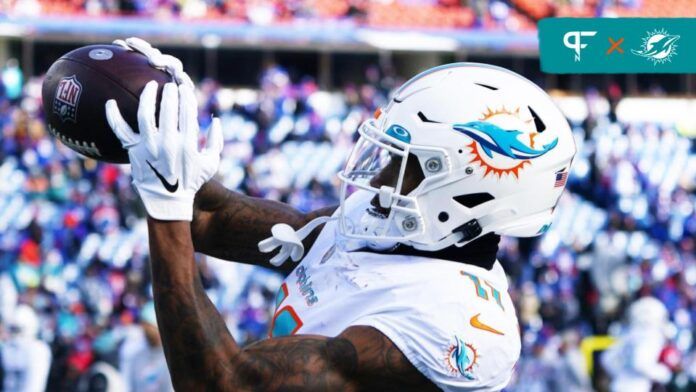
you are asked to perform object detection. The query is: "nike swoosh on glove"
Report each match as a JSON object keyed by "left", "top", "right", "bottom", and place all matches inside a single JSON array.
[
  {"left": 105, "top": 81, "right": 223, "bottom": 221},
  {"left": 113, "top": 37, "right": 193, "bottom": 89}
]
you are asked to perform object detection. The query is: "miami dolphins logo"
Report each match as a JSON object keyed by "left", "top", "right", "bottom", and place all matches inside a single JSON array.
[
  {"left": 444, "top": 337, "right": 478, "bottom": 380},
  {"left": 632, "top": 29, "right": 679, "bottom": 65},
  {"left": 453, "top": 107, "right": 558, "bottom": 179}
]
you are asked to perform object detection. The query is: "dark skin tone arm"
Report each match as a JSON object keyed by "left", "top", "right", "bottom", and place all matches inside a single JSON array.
[
  {"left": 190, "top": 152, "right": 423, "bottom": 275},
  {"left": 191, "top": 180, "right": 336, "bottom": 275},
  {"left": 148, "top": 219, "right": 438, "bottom": 391}
]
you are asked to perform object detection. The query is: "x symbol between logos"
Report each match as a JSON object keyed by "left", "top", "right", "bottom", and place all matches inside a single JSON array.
[{"left": 607, "top": 37, "right": 624, "bottom": 55}]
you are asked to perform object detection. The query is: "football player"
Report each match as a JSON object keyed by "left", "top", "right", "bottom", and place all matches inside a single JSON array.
[
  {"left": 105, "top": 38, "right": 575, "bottom": 391},
  {"left": 601, "top": 297, "right": 676, "bottom": 392},
  {"left": 1, "top": 305, "right": 52, "bottom": 392}
]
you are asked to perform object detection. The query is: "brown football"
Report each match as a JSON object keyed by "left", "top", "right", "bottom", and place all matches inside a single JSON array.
[{"left": 42, "top": 44, "right": 172, "bottom": 163}]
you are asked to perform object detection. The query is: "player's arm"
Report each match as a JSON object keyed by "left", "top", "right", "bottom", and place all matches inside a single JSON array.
[
  {"left": 191, "top": 179, "right": 336, "bottom": 272},
  {"left": 105, "top": 80, "right": 435, "bottom": 389},
  {"left": 631, "top": 340, "right": 672, "bottom": 383},
  {"left": 149, "top": 219, "right": 437, "bottom": 391},
  {"left": 107, "top": 38, "right": 335, "bottom": 271}
]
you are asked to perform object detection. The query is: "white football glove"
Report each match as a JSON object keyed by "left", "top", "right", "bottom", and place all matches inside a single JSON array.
[
  {"left": 113, "top": 37, "right": 193, "bottom": 89},
  {"left": 105, "top": 81, "right": 222, "bottom": 221}
]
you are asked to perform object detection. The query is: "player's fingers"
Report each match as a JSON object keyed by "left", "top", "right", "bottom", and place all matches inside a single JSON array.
[
  {"left": 203, "top": 117, "right": 224, "bottom": 157},
  {"left": 176, "top": 71, "right": 195, "bottom": 91},
  {"left": 105, "top": 99, "right": 139, "bottom": 148},
  {"left": 159, "top": 83, "right": 183, "bottom": 173},
  {"left": 130, "top": 155, "right": 143, "bottom": 182},
  {"left": 150, "top": 54, "right": 192, "bottom": 90},
  {"left": 138, "top": 81, "right": 159, "bottom": 158},
  {"left": 124, "top": 37, "right": 147, "bottom": 54},
  {"left": 178, "top": 83, "right": 199, "bottom": 150},
  {"left": 112, "top": 39, "right": 130, "bottom": 50},
  {"left": 148, "top": 53, "right": 173, "bottom": 71},
  {"left": 197, "top": 151, "right": 221, "bottom": 189},
  {"left": 125, "top": 36, "right": 150, "bottom": 48},
  {"left": 160, "top": 83, "right": 179, "bottom": 136},
  {"left": 159, "top": 83, "right": 180, "bottom": 177},
  {"left": 125, "top": 37, "right": 155, "bottom": 54},
  {"left": 127, "top": 37, "right": 164, "bottom": 69},
  {"left": 159, "top": 54, "right": 183, "bottom": 75}
]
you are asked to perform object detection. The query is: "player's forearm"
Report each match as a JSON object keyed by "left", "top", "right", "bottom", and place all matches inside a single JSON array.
[
  {"left": 147, "top": 218, "right": 355, "bottom": 391},
  {"left": 147, "top": 219, "right": 242, "bottom": 390},
  {"left": 192, "top": 180, "right": 336, "bottom": 268}
]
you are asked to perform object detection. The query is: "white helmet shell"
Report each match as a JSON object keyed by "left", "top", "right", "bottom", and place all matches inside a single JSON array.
[
  {"left": 338, "top": 63, "right": 576, "bottom": 251},
  {"left": 628, "top": 297, "right": 668, "bottom": 329},
  {"left": 10, "top": 304, "right": 40, "bottom": 338}
]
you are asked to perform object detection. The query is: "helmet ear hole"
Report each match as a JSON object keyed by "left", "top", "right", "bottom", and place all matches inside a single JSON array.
[
  {"left": 527, "top": 106, "right": 546, "bottom": 133},
  {"left": 474, "top": 82, "right": 497, "bottom": 91},
  {"left": 453, "top": 193, "right": 494, "bottom": 208},
  {"left": 438, "top": 212, "right": 449, "bottom": 222},
  {"left": 403, "top": 153, "right": 425, "bottom": 193}
]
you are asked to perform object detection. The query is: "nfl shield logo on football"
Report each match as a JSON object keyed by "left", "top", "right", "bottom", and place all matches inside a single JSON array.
[{"left": 53, "top": 75, "right": 82, "bottom": 123}]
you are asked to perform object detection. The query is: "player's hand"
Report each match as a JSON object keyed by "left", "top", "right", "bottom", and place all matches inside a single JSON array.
[
  {"left": 105, "top": 81, "right": 223, "bottom": 221},
  {"left": 113, "top": 37, "right": 193, "bottom": 89}
]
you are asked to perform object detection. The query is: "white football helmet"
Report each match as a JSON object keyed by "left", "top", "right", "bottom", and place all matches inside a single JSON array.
[
  {"left": 337, "top": 63, "right": 576, "bottom": 251},
  {"left": 10, "top": 304, "right": 40, "bottom": 338},
  {"left": 628, "top": 297, "right": 668, "bottom": 330}
]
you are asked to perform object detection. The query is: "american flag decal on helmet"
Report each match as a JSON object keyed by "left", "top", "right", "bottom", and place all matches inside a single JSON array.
[{"left": 554, "top": 169, "right": 568, "bottom": 188}]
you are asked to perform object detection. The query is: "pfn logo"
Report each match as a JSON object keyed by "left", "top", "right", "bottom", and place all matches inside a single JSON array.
[{"left": 563, "top": 31, "right": 597, "bottom": 62}]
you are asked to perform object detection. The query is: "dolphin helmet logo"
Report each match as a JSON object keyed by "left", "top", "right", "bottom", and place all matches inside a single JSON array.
[
  {"left": 632, "top": 29, "right": 680, "bottom": 65},
  {"left": 455, "top": 121, "right": 558, "bottom": 160},
  {"left": 453, "top": 109, "right": 558, "bottom": 179}
]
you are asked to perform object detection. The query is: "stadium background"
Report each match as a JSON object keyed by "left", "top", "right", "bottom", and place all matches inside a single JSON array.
[{"left": 0, "top": 0, "right": 695, "bottom": 390}]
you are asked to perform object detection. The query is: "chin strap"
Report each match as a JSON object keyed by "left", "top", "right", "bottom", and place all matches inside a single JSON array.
[
  {"left": 411, "top": 232, "right": 464, "bottom": 252},
  {"left": 258, "top": 216, "right": 336, "bottom": 266},
  {"left": 411, "top": 209, "right": 514, "bottom": 252}
]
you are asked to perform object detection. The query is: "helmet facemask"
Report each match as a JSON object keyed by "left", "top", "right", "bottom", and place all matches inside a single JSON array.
[
  {"left": 337, "top": 118, "right": 451, "bottom": 249},
  {"left": 258, "top": 63, "right": 575, "bottom": 267}
]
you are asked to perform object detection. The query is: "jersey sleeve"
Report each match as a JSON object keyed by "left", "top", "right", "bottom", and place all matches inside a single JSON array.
[{"left": 353, "top": 296, "right": 520, "bottom": 392}]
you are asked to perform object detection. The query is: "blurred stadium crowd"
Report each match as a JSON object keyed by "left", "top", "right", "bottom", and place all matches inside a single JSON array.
[
  {"left": 4, "top": 0, "right": 696, "bottom": 29},
  {"left": 0, "top": 54, "right": 695, "bottom": 391}
]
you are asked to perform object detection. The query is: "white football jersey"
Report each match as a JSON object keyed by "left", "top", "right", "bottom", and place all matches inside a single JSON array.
[
  {"left": 269, "top": 194, "right": 521, "bottom": 391},
  {"left": 1, "top": 337, "right": 52, "bottom": 392},
  {"left": 601, "top": 328, "right": 671, "bottom": 392}
]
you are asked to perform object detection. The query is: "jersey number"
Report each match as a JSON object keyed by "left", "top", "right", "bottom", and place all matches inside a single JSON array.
[
  {"left": 269, "top": 283, "right": 303, "bottom": 337},
  {"left": 461, "top": 271, "right": 504, "bottom": 310}
]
